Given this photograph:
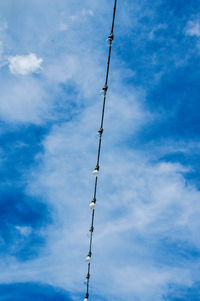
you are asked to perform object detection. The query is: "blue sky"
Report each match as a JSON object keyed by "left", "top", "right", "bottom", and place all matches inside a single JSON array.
[{"left": 0, "top": 0, "right": 200, "bottom": 300}]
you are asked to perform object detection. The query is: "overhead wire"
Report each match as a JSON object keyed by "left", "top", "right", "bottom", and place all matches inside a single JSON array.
[{"left": 83, "top": 1, "right": 118, "bottom": 300}]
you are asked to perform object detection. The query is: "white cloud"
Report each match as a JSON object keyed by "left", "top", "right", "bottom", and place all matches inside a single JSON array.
[
  {"left": 0, "top": 132, "right": 200, "bottom": 301},
  {"left": 8, "top": 53, "right": 43, "bottom": 75},
  {"left": 81, "top": 9, "right": 94, "bottom": 17},
  {"left": 15, "top": 226, "right": 32, "bottom": 236},
  {"left": 185, "top": 19, "right": 200, "bottom": 37},
  {"left": 0, "top": 77, "right": 50, "bottom": 124},
  {"left": 69, "top": 8, "right": 93, "bottom": 22},
  {"left": 0, "top": 96, "right": 195, "bottom": 300},
  {"left": 0, "top": 0, "right": 200, "bottom": 300},
  {"left": 149, "top": 23, "right": 168, "bottom": 40},
  {"left": 59, "top": 23, "right": 68, "bottom": 31}
]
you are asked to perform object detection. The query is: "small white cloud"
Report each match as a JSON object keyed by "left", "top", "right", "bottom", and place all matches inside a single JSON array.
[
  {"left": 8, "top": 53, "right": 43, "bottom": 75},
  {"left": 185, "top": 20, "right": 200, "bottom": 37},
  {"left": 69, "top": 8, "right": 93, "bottom": 22},
  {"left": 70, "top": 15, "right": 78, "bottom": 22},
  {"left": 81, "top": 9, "right": 94, "bottom": 17},
  {"left": 15, "top": 226, "right": 32, "bottom": 236},
  {"left": 149, "top": 23, "right": 167, "bottom": 40},
  {"left": 59, "top": 23, "right": 68, "bottom": 31}
]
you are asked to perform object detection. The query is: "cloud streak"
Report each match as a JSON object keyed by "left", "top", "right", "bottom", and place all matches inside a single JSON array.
[{"left": 0, "top": 0, "right": 200, "bottom": 301}]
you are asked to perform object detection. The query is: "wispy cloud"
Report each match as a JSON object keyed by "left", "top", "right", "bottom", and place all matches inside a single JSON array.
[{"left": 0, "top": 0, "right": 200, "bottom": 301}]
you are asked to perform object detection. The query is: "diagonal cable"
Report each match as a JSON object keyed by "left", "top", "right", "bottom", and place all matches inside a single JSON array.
[{"left": 83, "top": 1, "right": 118, "bottom": 300}]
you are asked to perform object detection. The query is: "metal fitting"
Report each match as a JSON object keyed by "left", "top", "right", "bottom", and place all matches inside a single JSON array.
[
  {"left": 108, "top": 33, "right": 114, "bottom": 41},
  {"left": 98, "top": 128, "right": 104, "bottom": 135}
]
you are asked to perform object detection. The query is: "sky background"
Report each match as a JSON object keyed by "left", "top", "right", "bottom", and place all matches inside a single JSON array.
[{"left": 0, "top": 0, "right": 200, "bottom": 300}]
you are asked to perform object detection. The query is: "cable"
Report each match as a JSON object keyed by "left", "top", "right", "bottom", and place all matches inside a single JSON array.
[{"left": 83, "top": 1, "right": 118, "bottom": 300}]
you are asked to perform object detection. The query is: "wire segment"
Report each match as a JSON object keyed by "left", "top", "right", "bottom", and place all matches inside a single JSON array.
[{"left": 83, "top": 1, "right": 118, "bottom": 300}]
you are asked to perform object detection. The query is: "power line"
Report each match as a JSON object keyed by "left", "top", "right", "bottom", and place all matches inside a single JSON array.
[{"left": 83, "top": 1, "right": 118, "bottom": 300}]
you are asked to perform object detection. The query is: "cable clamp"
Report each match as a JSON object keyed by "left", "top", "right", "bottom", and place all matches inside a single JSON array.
[
  {"left": 89, "top": 226, "right": 94, "bottom": 232},
  {"left": 108, "top": 33, "right": 114, "bottom": 41},
  {"left": 100, "top": 85, "right": 108, "bottom": 96},
  {"left": 102, "top": 84, "right": 108, "bottom": 92},
  {"left": 98, "top": 128, "right": 104, "bottom": 135}
]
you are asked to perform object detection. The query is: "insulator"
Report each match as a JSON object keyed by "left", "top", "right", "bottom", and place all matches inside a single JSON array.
[
  {"left": 92, "top": 165, "right": 99, "bottom": 177},
  {"left": 85, "top": 252, "right": 92, "bottom": 263},
  {"left": 89, "top": 201, "right": 95, "bottom": 210},
  {"left": 89, "top": 198, "right": 96, "bottom": 210},
  {"left": 83, "top": 1, "right": 118, "bottom": 300}
]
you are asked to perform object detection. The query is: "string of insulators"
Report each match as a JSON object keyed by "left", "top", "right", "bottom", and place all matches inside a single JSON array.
[{"left": 83, "top": 1, "right": 118, "bottom": 300}]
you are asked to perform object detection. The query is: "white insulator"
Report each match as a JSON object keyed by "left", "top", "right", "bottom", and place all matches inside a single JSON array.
[
  {"left": 89, "top": 201, "right": 95, "bottom": 210},
  {"left": 92, "top": 169, "right": 99, "bottom": 177},
  {"left": 85, "top": 255, "right": 91, "bottom": 263}
]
